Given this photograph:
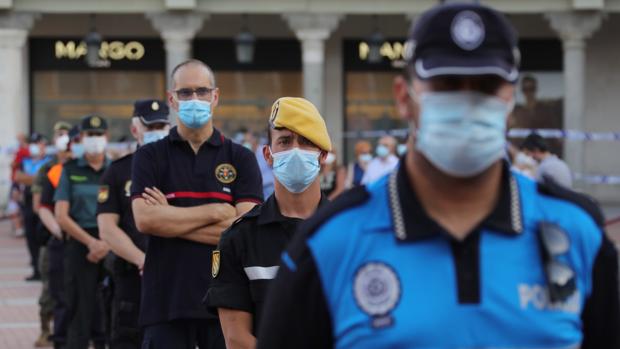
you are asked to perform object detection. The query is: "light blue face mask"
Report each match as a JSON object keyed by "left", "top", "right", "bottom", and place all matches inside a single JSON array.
[
  {"left": 143, "top": 130, "right": 169, "bottom": 145},
  {"left": 376, "top": 144, "right": 390, "bottom": 158},
  {"left": 271, "top": 147, "right": 321, "bottom": 193},
  {"left": 416, "top": 91, "right": 511, "bottom": 177},
  {"left": 178, "top": 99, "right": 212, "bottom": 129},
  {"left": 71, "top": 143, "right": 85, "bottom": 158}
]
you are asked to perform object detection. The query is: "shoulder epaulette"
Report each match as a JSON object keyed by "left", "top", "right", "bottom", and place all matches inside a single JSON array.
[
  {"left": 537, "top": 176, "right": 605, "bottom": 228},
  {"left": 298, "top": 186, "right": 370, "bottom": 238}
]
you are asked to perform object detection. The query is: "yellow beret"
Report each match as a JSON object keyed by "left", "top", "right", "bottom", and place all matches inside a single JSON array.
[{"left": 269, "top": 97, "right": 332, "bottom": 151}]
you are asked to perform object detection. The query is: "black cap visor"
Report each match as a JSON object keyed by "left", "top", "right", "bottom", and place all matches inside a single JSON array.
[{"left": 414, "top": 54, "right": 518, "bottom": 83}]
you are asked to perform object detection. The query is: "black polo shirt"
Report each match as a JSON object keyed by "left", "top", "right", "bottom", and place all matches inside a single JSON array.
[
  {"left": 206, "top": 193, "right": 328, "bottom": 333},
  {"left": 97, "top": 153, "right": 146, "bottom": 251},
  {"left": 131, "top": 127, "right": 263, "bottom": 326}
]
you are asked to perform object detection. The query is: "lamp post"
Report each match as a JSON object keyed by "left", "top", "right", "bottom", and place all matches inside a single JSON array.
[
  {"left": 84, "top": 14, "right": 109, "bottom": 68},
  {"left": 368, "top": 16, "right": 384, "bottom": 64},
  {"left": 235, "top": 15, "right": 255, "bottom": 64}
]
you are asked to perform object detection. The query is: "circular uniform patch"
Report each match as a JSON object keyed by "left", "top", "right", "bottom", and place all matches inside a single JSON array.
[
  {"left": 215, "top": 163, "right": 237, "bottom": 184},
  {"left": 353, "top": 262, "right": 401, "bottom": 316},
  {"left": 451, "top": 10, "right": 485, "bottom": 51}
]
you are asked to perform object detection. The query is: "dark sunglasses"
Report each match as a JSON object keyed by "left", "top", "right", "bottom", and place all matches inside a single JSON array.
[
  {"left": 174, "top": 87, "right": 216, "bottom": 100},
  {"left": 538, "top": 222, "right": 576, "bottom": 303}
]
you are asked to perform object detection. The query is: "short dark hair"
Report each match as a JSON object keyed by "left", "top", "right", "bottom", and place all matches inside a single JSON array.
[
  {"left": 170, "top": 59, "right": 216, "bottom": 88},
  {"left": 403, "top": 65, "right": 507, "bottom": 95},
  {"left": 520, "top": 133, "right": 548, "bottom": 152}
]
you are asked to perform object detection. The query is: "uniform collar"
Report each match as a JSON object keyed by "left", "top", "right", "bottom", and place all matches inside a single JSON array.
[
  {"left": 168, "top": 126, "right": 223, "bottom": 147},
  {"left": 257, "top": 193, "right": 329, "bottom": 226},
  {"left": 77, "top": 155, "right": 111, "bottom": 169},
  {"left": 388, "top": 160, "right": 523, "bottom": 242}
]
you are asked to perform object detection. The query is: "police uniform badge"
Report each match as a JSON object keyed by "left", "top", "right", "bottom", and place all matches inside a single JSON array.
[
  {"left": 451, "top": 10, "right": 485, "bottom": 51},
  {"left": 91, "top": 116, "right": 102, "bottom": 128},
  {"left": 215, "top": 163, "right": 237, "bottom": 184},
  {"left": 151, "top": 101, "right": 159, "bottom": 111},
  {"left": 124, "top": 180, "right": 132, "bottom": 197},
  {"left": 353, "top": 262, "right": 401, "bottom": 328},
  {"left": 98, "top": 186, "right": 109, "bottom": 203},
  {"left": 212, "top": 250, "right": 221, "bottom": 278}
]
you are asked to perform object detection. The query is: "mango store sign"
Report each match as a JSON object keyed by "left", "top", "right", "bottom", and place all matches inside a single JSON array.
[
  {"left": 358, "top": 41, "right": 406, "bottom": 68},
  {"left": 55, "top": 40, "right": 145, "bottom": 64}
]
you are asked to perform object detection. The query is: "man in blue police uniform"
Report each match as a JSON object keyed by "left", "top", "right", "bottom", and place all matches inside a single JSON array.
[
  {"left": 131, "top": 59, "right": 263, "bottom": 349},
  {"left": 55, "top": 115, "right": 110, "bottom": 349},
  {"left": 257, "top": 3, "right": 620, "bottom": 349},
  {"left": 206, "top": 97, "right": 331, "bottom": 348},
  {"left": 97, "top": 99, "right": 171, "bottom": 349}
]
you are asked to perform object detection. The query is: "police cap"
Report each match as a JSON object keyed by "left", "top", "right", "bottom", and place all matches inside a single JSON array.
[
  {"left": 406, "top": 2, "right": 520, "bottom": 82},
  {"left": 80, "top": 115, "right": 108, "bottom": 133},
  {"left": 133, "top": 99, "right": 170, "bottom": 125}
]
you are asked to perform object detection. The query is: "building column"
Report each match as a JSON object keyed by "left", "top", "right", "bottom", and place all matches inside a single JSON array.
[
  {"left": 284, "top": 14, "right": 342, "bottom": 115},
  {"left": 147, "top": 13, "right": 205, "bottom": 85},
  {"left": 0, "top": 13, "right": 37, "bottom": 204},
  {"left": 546, "top": 12, "right": 603, "bottom": 177}
]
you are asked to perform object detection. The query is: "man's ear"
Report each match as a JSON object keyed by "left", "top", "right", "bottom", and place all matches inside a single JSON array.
[
  {"left": 318, "top": 151, "right": 328, "bottom": 166},
  {"left": 167, "top": 91, "right": 177, "bottom": 111},
  {"left": 263, "top": 145, "right": 273, "bottom": 167},
  {"left": 393, "top": 75, "right": 413, "bottom": 121}
]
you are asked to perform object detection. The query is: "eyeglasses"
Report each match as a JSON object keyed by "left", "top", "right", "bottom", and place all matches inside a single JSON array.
[
  {"left": 174, "top": 87, "right": 216, "bottom": 101},
  {"left": 538, "top": 222, "right": 576, "bottom": 303}
]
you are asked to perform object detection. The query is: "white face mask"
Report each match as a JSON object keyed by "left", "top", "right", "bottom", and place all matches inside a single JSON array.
[
  {"left": 55, "top": 134, "right": 70, "bottom": 152},
  {"left": 82, "top": 136, "right": 107, "bottom": 154},
  {"left": 29, "top": 144, "right": 41, "bottom": 157}
]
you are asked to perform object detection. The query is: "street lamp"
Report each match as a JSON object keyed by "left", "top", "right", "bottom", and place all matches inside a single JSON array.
[
  {"left": 84, "top": 15, "right": 108, "bottom": 68},
  {"left": 368, "top": 16, "right": 384, "bottom": 64},
  {"left": 235, "top": 15, "right": 255, "bottom": 64}
]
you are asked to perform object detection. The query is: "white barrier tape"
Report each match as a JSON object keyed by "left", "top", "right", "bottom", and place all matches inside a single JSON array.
[
  {"left": 0, "top": 142, "right": 136, "bottom": 156},
  {"left": 507, "top": 128, "right": 620, "bottom": 141},
  {"left": 344, "top": 128, "right": 620, "bottom": 141},
  {"left": 574, "top": 173, "right": 620, "bottom": 185}
]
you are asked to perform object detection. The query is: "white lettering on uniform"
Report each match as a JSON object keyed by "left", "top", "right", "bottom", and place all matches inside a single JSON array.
[{"left": 518, "top": 283, "right": 580, "bottom": 313}]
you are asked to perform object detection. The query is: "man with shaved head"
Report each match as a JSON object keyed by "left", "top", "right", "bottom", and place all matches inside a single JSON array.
[{"left": 131, "top": 59, "right": 263, "bottom": 349}]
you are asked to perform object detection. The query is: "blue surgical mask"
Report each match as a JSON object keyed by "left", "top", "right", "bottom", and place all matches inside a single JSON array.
[
  {"left": 178, "top": 99, "right": 212, "bottom": 129},
  {"left": 416, "top": 91, "right": 511, "bottom": 177},
  {"left": 71, "top": 143, "right": 85, "bottom": 158},
  {"left": 359, "top": 153, "right": 373, "bottom": 163},
  {"left": 143, "top": 130, "right": 169, "bottom": 145},
  {"left": 271, "top": 148, "right": 321, "bottom": 193},
  {"left": 376, "top": 144, "right": 390, "bottom": 158},
  {"left": 397, "top": 144, "right": 407, "bottom": 157}
]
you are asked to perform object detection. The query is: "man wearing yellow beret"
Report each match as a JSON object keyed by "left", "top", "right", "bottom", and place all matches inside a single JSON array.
[{"left": 206, "top": 97, "right": 331, "bottom": 349}]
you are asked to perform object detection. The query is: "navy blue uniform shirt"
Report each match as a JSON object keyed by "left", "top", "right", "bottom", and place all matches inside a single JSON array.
[
  {"left": 206, "top": 193, "right": 329, "bottom": 333},
  {"left": 257, "top": 163, "right": 619, "bottom": 349},
  {"left": 97, "top": 153, "right": 146, "bottom": 251},
  {"left": 131, "top": 127, "right": 263, "bottom": 326}
]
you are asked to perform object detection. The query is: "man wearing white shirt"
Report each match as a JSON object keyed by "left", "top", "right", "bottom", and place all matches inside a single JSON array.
[{"left": 361, "top": 135, "right": 399, "bottom": 184}]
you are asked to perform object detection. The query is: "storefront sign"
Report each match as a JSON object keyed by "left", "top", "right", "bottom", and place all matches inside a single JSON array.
[
  {"left": 54, "top": 40, "right": 146, "bottom": 61},
  {"left": 358, "top": 41, "right": 406, "bottom": 62},
  {"left": 30, "top": 38, "right": 165, "bottom": 71}
]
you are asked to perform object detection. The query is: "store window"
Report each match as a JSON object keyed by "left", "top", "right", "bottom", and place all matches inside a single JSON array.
[
  {"left": 30, "top": 38, "right": 166, "bottom": 141},
  {"left": 342, "top": 38, "right": 563, "bottom": 161},
  {"left": 194, "top": 39, "right": 302, "bottom": 139}
]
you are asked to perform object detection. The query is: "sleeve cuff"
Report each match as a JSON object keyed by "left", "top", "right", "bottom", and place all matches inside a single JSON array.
[
  {"left": 204, "top": 283, "right": 253, "bottom": 314},
  {"left": 235, "top": 197, "right": 263, "bottom": 205}
]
